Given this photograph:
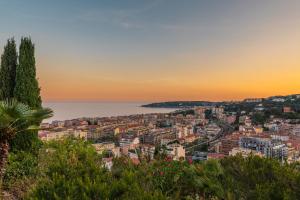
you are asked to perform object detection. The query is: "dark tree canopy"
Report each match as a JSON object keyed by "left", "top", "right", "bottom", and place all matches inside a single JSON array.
[
  {"left": 14, "top": 37, "right": 41, "bottom": 108},
  {"left": 8, "top": 37, "right": 43, "bottom": 152},
  {"left": 0, "top": 38, "right": 17, "bottom": 100}
]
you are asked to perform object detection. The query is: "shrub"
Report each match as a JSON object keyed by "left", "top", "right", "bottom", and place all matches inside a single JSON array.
[
  {"left": 7, "top": 138, "right": 299, "bottom": 200},
  {"left": 3, "top": 151, "right": 38, "bottom": 198}
]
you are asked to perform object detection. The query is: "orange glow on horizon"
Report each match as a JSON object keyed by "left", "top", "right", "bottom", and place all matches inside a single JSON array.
[{"left": 37, "top": 35, "right": 300, "bottom": 102}]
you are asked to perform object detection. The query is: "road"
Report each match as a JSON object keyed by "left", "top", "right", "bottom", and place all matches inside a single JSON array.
[{"left": 185, "top": 121, "right": 235, "bottom": 153}]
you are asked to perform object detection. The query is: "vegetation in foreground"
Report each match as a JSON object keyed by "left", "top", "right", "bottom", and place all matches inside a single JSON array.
[
  {"left": 0, "top": 100, "right": 53, "bottom": 199},
  {"left": 0, "top": 37, "right": 53, "bottom": 199},
  {"left": 1, "top": 138, "right": 299, "bottom": 200}
]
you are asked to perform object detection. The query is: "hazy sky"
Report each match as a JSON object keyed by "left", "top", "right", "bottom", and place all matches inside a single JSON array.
[{"left": 0, "top": 0, "right": 300, "bottom": 102}]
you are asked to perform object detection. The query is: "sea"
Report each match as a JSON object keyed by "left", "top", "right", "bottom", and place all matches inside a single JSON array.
[{"left": 42, "top": 102, "right": 177, "bottom": 123}]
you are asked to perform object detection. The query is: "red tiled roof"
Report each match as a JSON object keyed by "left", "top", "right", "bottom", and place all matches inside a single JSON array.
[
  {"left": 131, "top": 157, "right": 140, "bottom": 165},
  {"left": 207, "top": 153, "right": 225, "bottom": 159}
]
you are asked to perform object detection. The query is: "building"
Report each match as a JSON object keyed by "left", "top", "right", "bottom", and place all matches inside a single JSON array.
[
  {"left": 226, "top": 115, "right": 236, "bottom": 124},
  {"left": 204, "top": 123, "right": 221, "bottom": 138},
  {"left": 39, "top": 129, "right": 88, "bottom": 141},
  {"left": 283, "top": 106, "right": 292, "bottom": 113},
  {"left": 229, "top": 147, "right": 263, "bottom": 157},
  {"left": 207, "top": 153, "right": 225, "bottom": 160},
  {"left": 184, "top": 134, "right": 198, "bottom": 143},
  {"left": 254, "top": 104, "right": 265, "bottom": 111},
  {"left": 176, "top": 125, "right": 194, "bottom": 138},
  {"left": 166, "top": 143, "right": 185, "bottom": 160},
  {"left": 40, "top": 123, "right": 50, "bottom": 129},
  {"left": 212, "top": 107, "right": 224, "bottom": 114},
  {"left": 239, "top": 137, "right": 288, "bottom": 161},
  {"left": 140, "top": 144, "right": 156, "bottom": 160},
  {"left": 52, "top": 120, "right": 65, "bottom": 128},
  {"left": 239, "top": 116, "right": 251, "bottom": 125},
  {"left": 272, "top": 98, "right": 285, "bottom": 102},
  {"left": 253, "top": 126, "right": 263, "bottom": 134},
  {"left": 102, "top": 157, "right": 113, "bottom": 170},
  {"left": 239, "top": 125, "right": 255, "bottom": 134},
  {"left": 220, "top": 134, "right": 240, "bottom": 155},
  {"left": 93, "top": 142, "right": 120, "bottom": 157},
  {"left": 244, "top": 98, "right": 263, "bottom": 103},
  {"left": 264, "top": 122, "right": 280, "bottom": 132},
  {"left": 194, "top": 107, "right": 206, "bottom": 119},
  {"left": 120, "top": 137, "right": 140, "bottom": 149},
  {"left": 291, "top": 125, "right": 300, "bottom": 136},
  {"left": 192, "top": 151, "right": 207, "bottom": 161}
]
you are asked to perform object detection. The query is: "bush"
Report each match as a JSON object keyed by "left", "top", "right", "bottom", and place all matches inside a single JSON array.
[
  {"left": 221, "top": 155, "right": 300, "bottom": 199},
  {"left": 4, "top": 138, "right": 299, "bottom": 200},
  {"left": 9, "top": 131, "right": 42, "bottom": 154},
  {"left": 26, "top": 138, "right": 111, "bottom": 199},
  {"left": 26, "top": 139, "right": 166, "bottom": 199},
  {"left": 3, "top": 151, "right": 38, "bottom": 198}
]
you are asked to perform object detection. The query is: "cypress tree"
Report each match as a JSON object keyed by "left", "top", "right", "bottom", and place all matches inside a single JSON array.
[
  {"left": 0, "top": 38, "right": 17, "bottom": 100},
  {"left": 14, "top": 37, "right": 42, "bottom": 108},
  {"left": 11, "top": 37, "right": 42, "bottom": 152}
]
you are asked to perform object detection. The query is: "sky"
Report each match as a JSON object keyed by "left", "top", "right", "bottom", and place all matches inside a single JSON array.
[{"left": 0, "top": 0, "right": 300, "bottom": 102}]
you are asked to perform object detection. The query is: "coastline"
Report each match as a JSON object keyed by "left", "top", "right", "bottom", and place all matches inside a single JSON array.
[{"left": 43, "top": 102, "right": 178, "bottom": 122}]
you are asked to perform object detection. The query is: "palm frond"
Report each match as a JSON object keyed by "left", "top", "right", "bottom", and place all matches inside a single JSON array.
[
  {"left": 0, "top": 99, "right": 53, "bottom": 136},
  {"left": 29, "top": 107, "right": 53, "bottom": 124}
]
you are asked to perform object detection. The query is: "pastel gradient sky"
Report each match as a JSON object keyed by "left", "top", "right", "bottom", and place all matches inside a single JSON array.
[{"left": 0, "top": 0, "right": 300, "bottom": 102}]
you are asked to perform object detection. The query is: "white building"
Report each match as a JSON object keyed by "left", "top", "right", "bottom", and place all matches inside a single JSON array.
[
  {"left": 166, "top": 143, "right": 185, "bottom": 160},
  {"left": 39, "top": 129, "right": 88, "bottom": 141},
  {"left": 229, "top": 147, "right": 263, "bottom": 157}
]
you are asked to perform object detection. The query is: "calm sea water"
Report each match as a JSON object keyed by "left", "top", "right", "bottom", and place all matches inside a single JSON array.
[{"left": 43, "top": 102, "right": 177, "bottom": 123}]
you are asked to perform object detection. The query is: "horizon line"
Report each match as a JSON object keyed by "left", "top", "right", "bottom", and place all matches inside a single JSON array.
[{"left": 42, "top": 93, "right": 300, "bottom": 104}]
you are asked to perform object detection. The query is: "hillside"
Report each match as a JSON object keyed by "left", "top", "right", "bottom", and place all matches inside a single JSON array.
[{"left": 142, "top": 94, "right": 300, "bottom": 108}]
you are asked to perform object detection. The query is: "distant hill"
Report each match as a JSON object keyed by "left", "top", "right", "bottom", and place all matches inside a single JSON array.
[
  {"left": 142, "top": 101, "right": 219, "bottom": 108},
  {"left": 142, "top": 94, "right": 300, "bottom": 108}
]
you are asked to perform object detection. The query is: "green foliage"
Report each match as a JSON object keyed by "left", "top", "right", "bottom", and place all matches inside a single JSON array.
[
  {"left": 221, "top": 155, "right": 300, "bottom": 200},
  {"left": 27, "top": 139, "right": 166, "bottom": 200},
  {"left": 0, "top": 99, "right": 53, "bottom": 141},
  {"left": 14, "top": 37, "right": 41, "bottom": 109},
  {"left": 9, "top": 37, "right": 44, "bottom": 152},
  {"left": 0, "top": 38, "right": 17, "bottom": 100},
  {"left": 2, "top": 138, "right": 299, "bottom": 199},
  {"left": 2, "top": 151, "right": 39, "bottom": 199},
  {"left": 3, "top": 151, "right": 38, "bottom": 188},
  {"left": 0, "top": 100, "right": 52, "bottom": 199},
  {"left": 173, "top": 109, "right": 195, "bottom": 116},
  {"left": 0, "top": 36, "right": 45, "bottom": 152},
  {"left": 109, "top": 157, "right": 167, "bottom": 200},
  {"left": 9, "top": 131, "right": 42, "bottom": 154},
  {"left": 205, "top": 109, "right": 212, "bottom": 119},
  {"left": 252, "top": 112, "right": 268, "bottom": 125},
  {"left": 143, "top": 101, "right": 215, "bottom": 108},
  {"left": 149, "top": 159, "right": 224, "bottom": 199},
  {"left": 27, "top": 138, "right": 110, "bottom": 200},
  {"left": 24, "top": 139, "right": 224, "bottom": 199}
]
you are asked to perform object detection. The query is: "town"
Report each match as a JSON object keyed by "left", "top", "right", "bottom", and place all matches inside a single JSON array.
[
  {"left": 2, "top": 1, "right": 300, "bottom": 198},
  {"left": 39, "top": 94, "right": 300, "bottom": 167}
]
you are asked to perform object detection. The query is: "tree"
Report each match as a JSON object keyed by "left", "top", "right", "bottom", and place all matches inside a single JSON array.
[
  {"left": 14, "top": 37, "right": 41, "bottom": 108},
  {"left": 252, "top": 112, "right": 267, "bottom": 125},
  {"left": 12, "top": 37, "right": 43, "bottom": 152},
  {"left": 28, "top": 139, "right": 166, "bottom": 200},
  {"left": 0, "top": 100, "right": 52, "bottom": 190},
  {"left": 220, "top": 155, "right": 300, "bottom": 199},
  {"left": 0, "top": 38, "right": 17, "bottom": 100}
]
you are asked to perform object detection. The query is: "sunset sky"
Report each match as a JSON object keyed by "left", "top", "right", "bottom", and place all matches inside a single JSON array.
[{"left": 0, "top": 0, "right": 300, "bottom": 102}]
